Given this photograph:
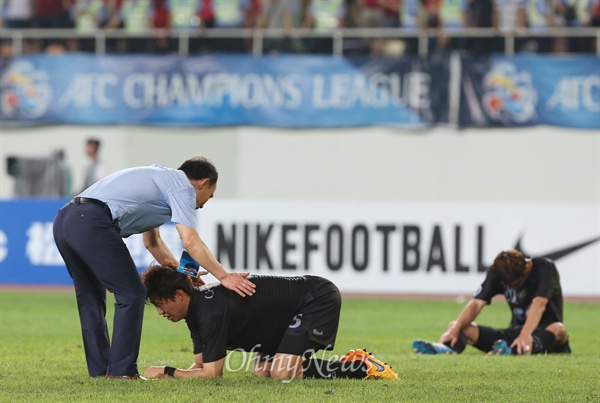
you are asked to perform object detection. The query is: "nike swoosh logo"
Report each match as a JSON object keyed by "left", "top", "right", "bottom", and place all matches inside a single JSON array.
[
  {"left": 367, "top": 357, "right": 386, "bottom": 372},
  {"left": 514, "top": 235, "right": 600, "bottom": 261}
]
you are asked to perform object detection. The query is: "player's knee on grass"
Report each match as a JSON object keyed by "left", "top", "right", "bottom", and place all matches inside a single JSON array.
[
  {"left": 546, "top": 322, "right": 568, "bottom": 345},
  {"left": 463, "top": 322, "right": 480, "bottom": 345},
  {"left": 252, "top": 354, "right": 272, "bottom": 378},
  {"left": 269, "top": 354, "right": 303, "bottom": 380}
]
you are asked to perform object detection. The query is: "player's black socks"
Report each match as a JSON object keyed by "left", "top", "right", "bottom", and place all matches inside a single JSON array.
[
  {"left": 532, "top": 330, "right": 556, "bottom": 354},
  {"left": 443, "top": 332, "right": 467, "bottom": 353},
  {"left": 302, "top": 358, "right": 367, "bottom": 379}
]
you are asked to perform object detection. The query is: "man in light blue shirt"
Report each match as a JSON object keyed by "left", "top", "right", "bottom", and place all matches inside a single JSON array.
[{"left": 53, "top": 155, "right": 255, "bottom": 379}]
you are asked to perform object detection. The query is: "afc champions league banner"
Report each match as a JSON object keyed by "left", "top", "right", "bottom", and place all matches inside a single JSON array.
[
  {"left": 0, "top": 54, "right": 447, "bottom": 127},
  {"left": 1, "top": 53, "right": 598, "bottom": 129},
  {"left": 459, "top": 55, "right": 600, "bottom": 129},
  {"left": 0, "top": 199, "right": 598, "bottom": 297}
]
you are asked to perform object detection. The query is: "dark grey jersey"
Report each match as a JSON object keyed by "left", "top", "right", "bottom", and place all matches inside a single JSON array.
[{"left": 475, "top": 258, "right": 564, "bottom": 328}]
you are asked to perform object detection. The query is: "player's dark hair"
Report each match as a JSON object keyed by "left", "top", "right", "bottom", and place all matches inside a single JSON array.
[
  {"left": 178, "top": 156, "right": 218, "bottom": 185},
  {"left": 141, "top": 263, "right": 194, "bottom": 306},
  {"left": 492, "top": 249, "right": 527, "bottom": 286}
]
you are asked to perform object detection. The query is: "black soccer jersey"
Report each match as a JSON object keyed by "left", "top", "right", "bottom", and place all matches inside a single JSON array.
[
  {"left": 185, "top": 275, "right": 325, "bottom": 363},
  {"left": 474, "top": 257, "right": 564, "bottom": 328}
]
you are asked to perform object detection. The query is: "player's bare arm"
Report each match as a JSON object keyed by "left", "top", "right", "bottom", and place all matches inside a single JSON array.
[
  {"left": 511, "top": 296, "right": 549, "bottom": 355},
  {"left": 144, "top": 355, "right": 223, "bottom": 379},
  {"left": 176, "top": 223, "right": 255, "bottom": 297},
  {"left": 188, "top": 353, "right": 203, "bottom": 370},
  {"left": 440, "top": 298, "right": 485, "bottom": 347},
  {"left": 143, "top": 228, "right": 179, "bottom": 265}
]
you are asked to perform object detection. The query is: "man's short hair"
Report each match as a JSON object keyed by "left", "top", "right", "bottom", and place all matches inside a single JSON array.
[
  {"left": 141, "top": 264, "right": 194, "bottom": 306},
  {"left": 87, "top": 139, "right": 101, "bottom": 152},
  {"left": 492, "top": 249, "right": 527, "bottom": 286},
  {"left": 178, "top": 155, "right": 218, "bottom": 185}
]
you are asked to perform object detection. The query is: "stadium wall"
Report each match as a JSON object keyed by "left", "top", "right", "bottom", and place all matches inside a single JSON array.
[{"left": 0, "top": 124, "right": 598, "bottom": 203}]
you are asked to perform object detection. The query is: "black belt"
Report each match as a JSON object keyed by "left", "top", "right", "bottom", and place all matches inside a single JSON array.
[
  {"left": 71, "top": 197, "right": 112, "bottom": 220},
  {"left": 71, "top": 197, "right": 106, "bottom": 208}
]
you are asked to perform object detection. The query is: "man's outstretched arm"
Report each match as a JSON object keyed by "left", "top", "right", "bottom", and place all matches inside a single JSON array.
[{"left": 176, "top": 223, "right": 256, "bottom": 297}]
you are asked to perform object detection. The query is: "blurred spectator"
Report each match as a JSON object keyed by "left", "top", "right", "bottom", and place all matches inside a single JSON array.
[
  {"left": 33, "top": 0, "right": 73, "bottom": 51},
  {"left": 45, "top": 41, "right": 68, "bottom": 53},
  {"left": 213, "top": 0, "right": 246, "bottom": 27},
  {"left": 117, "top": 0, "right": 153, "bottom": 33},
  {"left": 2, "top": 0, "right": 34, "bottom": 28},
  {"left": 168, "top": 0, "right": 201, "bottom": 31},
  {"left": 554, "top": 0, "right": 596, "bottom": 53},
  {"left": 105, "top": 0, "right": 153, "bottom": 52},
  {"left": 0, "top": 41, "right": 13, "bottom": 57},
  {"left": 82, "top": 138, "right": 110, "bottom": 191},
  {"left": 103, "top": 0, "right": 123, "bottom": 27},
  {"left": 169, "top": 0, "right": 204, "bottom": 50},
  {"left": 400, "top": 0, "right": 424, "bottom": 54},
  {"left": 493, "top": 0, "right": 527, "bottom": 32},
  {"left": 70, "top": 0, "right": 109, "bottom": 52},
  {"left": 1, "top": 0, "right": 37, "bottom": 54},
  {"left": 151, "top": 0, "right": 171, "bottom": 53},
  {"left": 198, "top": 0, "right": 215, "bottom": 27},
  {"left": 100, "top": 0, "right": 123, "bottom": 52},
  {"left": 379, "top": 0, "right": 401, "bottom": 28},
  {"left": 587, "top": 0, "right": 600, "bottom": 52},
  {"left": 435, "top": 0, "right": 469, "bottom": 53},
  {"left": 464, "top": 0, "right": 497, "bottom": 54},
  {"left": 195, "top": 0, "right": 250, "bottom": 53},
  {"left": 244, "top": 0, "right": 261, "bottom": 28},
  {"left": 401, "top": 0, "right": 422, "bottom": 29},
  {"left": 252, "top": 0, "right": 295, "bottom": 54},
  {"left": 350, "top": 0, "right": 401, "bottom": 56},
  {"left": 523, "top": 0, "right": 554, "bottom": 53},
  {"left": 303, "top": 0, "right": 346, "bottom": 54},
  {"left": 304, "top": 0, "right": 345, "bottom": 30},
  {"left": 590, "top": 0, "right": 600, "bottom": 26},
  {"left": 493, "top": 0, "right": 528, "bottom": 52},
  {"left": 72, "top": 0, "right": 107, "bottom": 32},
  {"left": 34, "top": 0, "right": 73, "bottom": 28}
]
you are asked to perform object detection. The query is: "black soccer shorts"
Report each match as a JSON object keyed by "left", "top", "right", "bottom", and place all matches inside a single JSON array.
[{"left": 276, "top": 276, "right": 341, "bottom": 358}]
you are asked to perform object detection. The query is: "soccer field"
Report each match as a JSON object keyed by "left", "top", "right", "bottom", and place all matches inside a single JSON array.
[{"left": 1, "top": 290, "right": 598, "bottom": 402}]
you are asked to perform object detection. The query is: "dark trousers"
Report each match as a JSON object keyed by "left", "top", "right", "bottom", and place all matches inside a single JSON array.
[{"left": 53, "top": 201, "right": 146, "bottom": 377}]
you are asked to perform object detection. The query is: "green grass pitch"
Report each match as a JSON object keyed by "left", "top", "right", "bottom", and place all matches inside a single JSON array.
[{"left": 1, "top": 289, "right": 598, "bottom": 402}]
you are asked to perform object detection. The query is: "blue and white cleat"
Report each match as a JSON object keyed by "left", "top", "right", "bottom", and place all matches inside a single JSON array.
[
  {"left": 488, "top": 339, "right": 513, "bottom": 356},
  {"left": 412, "top": 339, "right": 456, "bottom": 355}
]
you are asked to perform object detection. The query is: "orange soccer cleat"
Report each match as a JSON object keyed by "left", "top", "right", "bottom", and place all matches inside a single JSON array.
[{"left": 340, "top": 349, "right": 400, "bottom": 380}]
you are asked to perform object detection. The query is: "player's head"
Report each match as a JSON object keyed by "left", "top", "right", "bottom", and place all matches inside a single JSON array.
[
  {"left": 142, "top": 264, "right": 195, "bottom": 322},
  {"left": 141, "top": 263, "right": 194, "bottom": 306},
  {"left": 178, "top": 155, "right": 218, "bottom": 186},
  {"left": 492, "top": 249, "right": 529, "bottom": 289}
]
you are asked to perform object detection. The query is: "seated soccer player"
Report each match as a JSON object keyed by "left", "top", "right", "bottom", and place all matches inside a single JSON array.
[
  {"left": 141, "top": 265, "right": 399, "bottom": 380},
  {"left": 412, "top": 249, "right": 570, "bottom": 356}
]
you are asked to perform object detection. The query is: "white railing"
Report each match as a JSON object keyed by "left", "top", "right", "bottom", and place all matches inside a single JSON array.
[{"left": 1, "top": 27, "right": 599, "bottom": 56}]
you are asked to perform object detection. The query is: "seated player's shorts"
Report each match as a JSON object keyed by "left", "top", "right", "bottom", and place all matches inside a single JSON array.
[
  {"left": 477, "top": 325, "right": 571, "bottom": 353},
  {"left": 275, "top": 276, "right": 341, "bottom": 358}
]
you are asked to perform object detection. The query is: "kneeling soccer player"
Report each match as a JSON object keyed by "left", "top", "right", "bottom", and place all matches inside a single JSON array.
[
  {"left": 412, "top": 249, "right": 570, "bottom": 356},
  {"left": 141, "top": 265, "right": 399, "bottom": 380}
]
